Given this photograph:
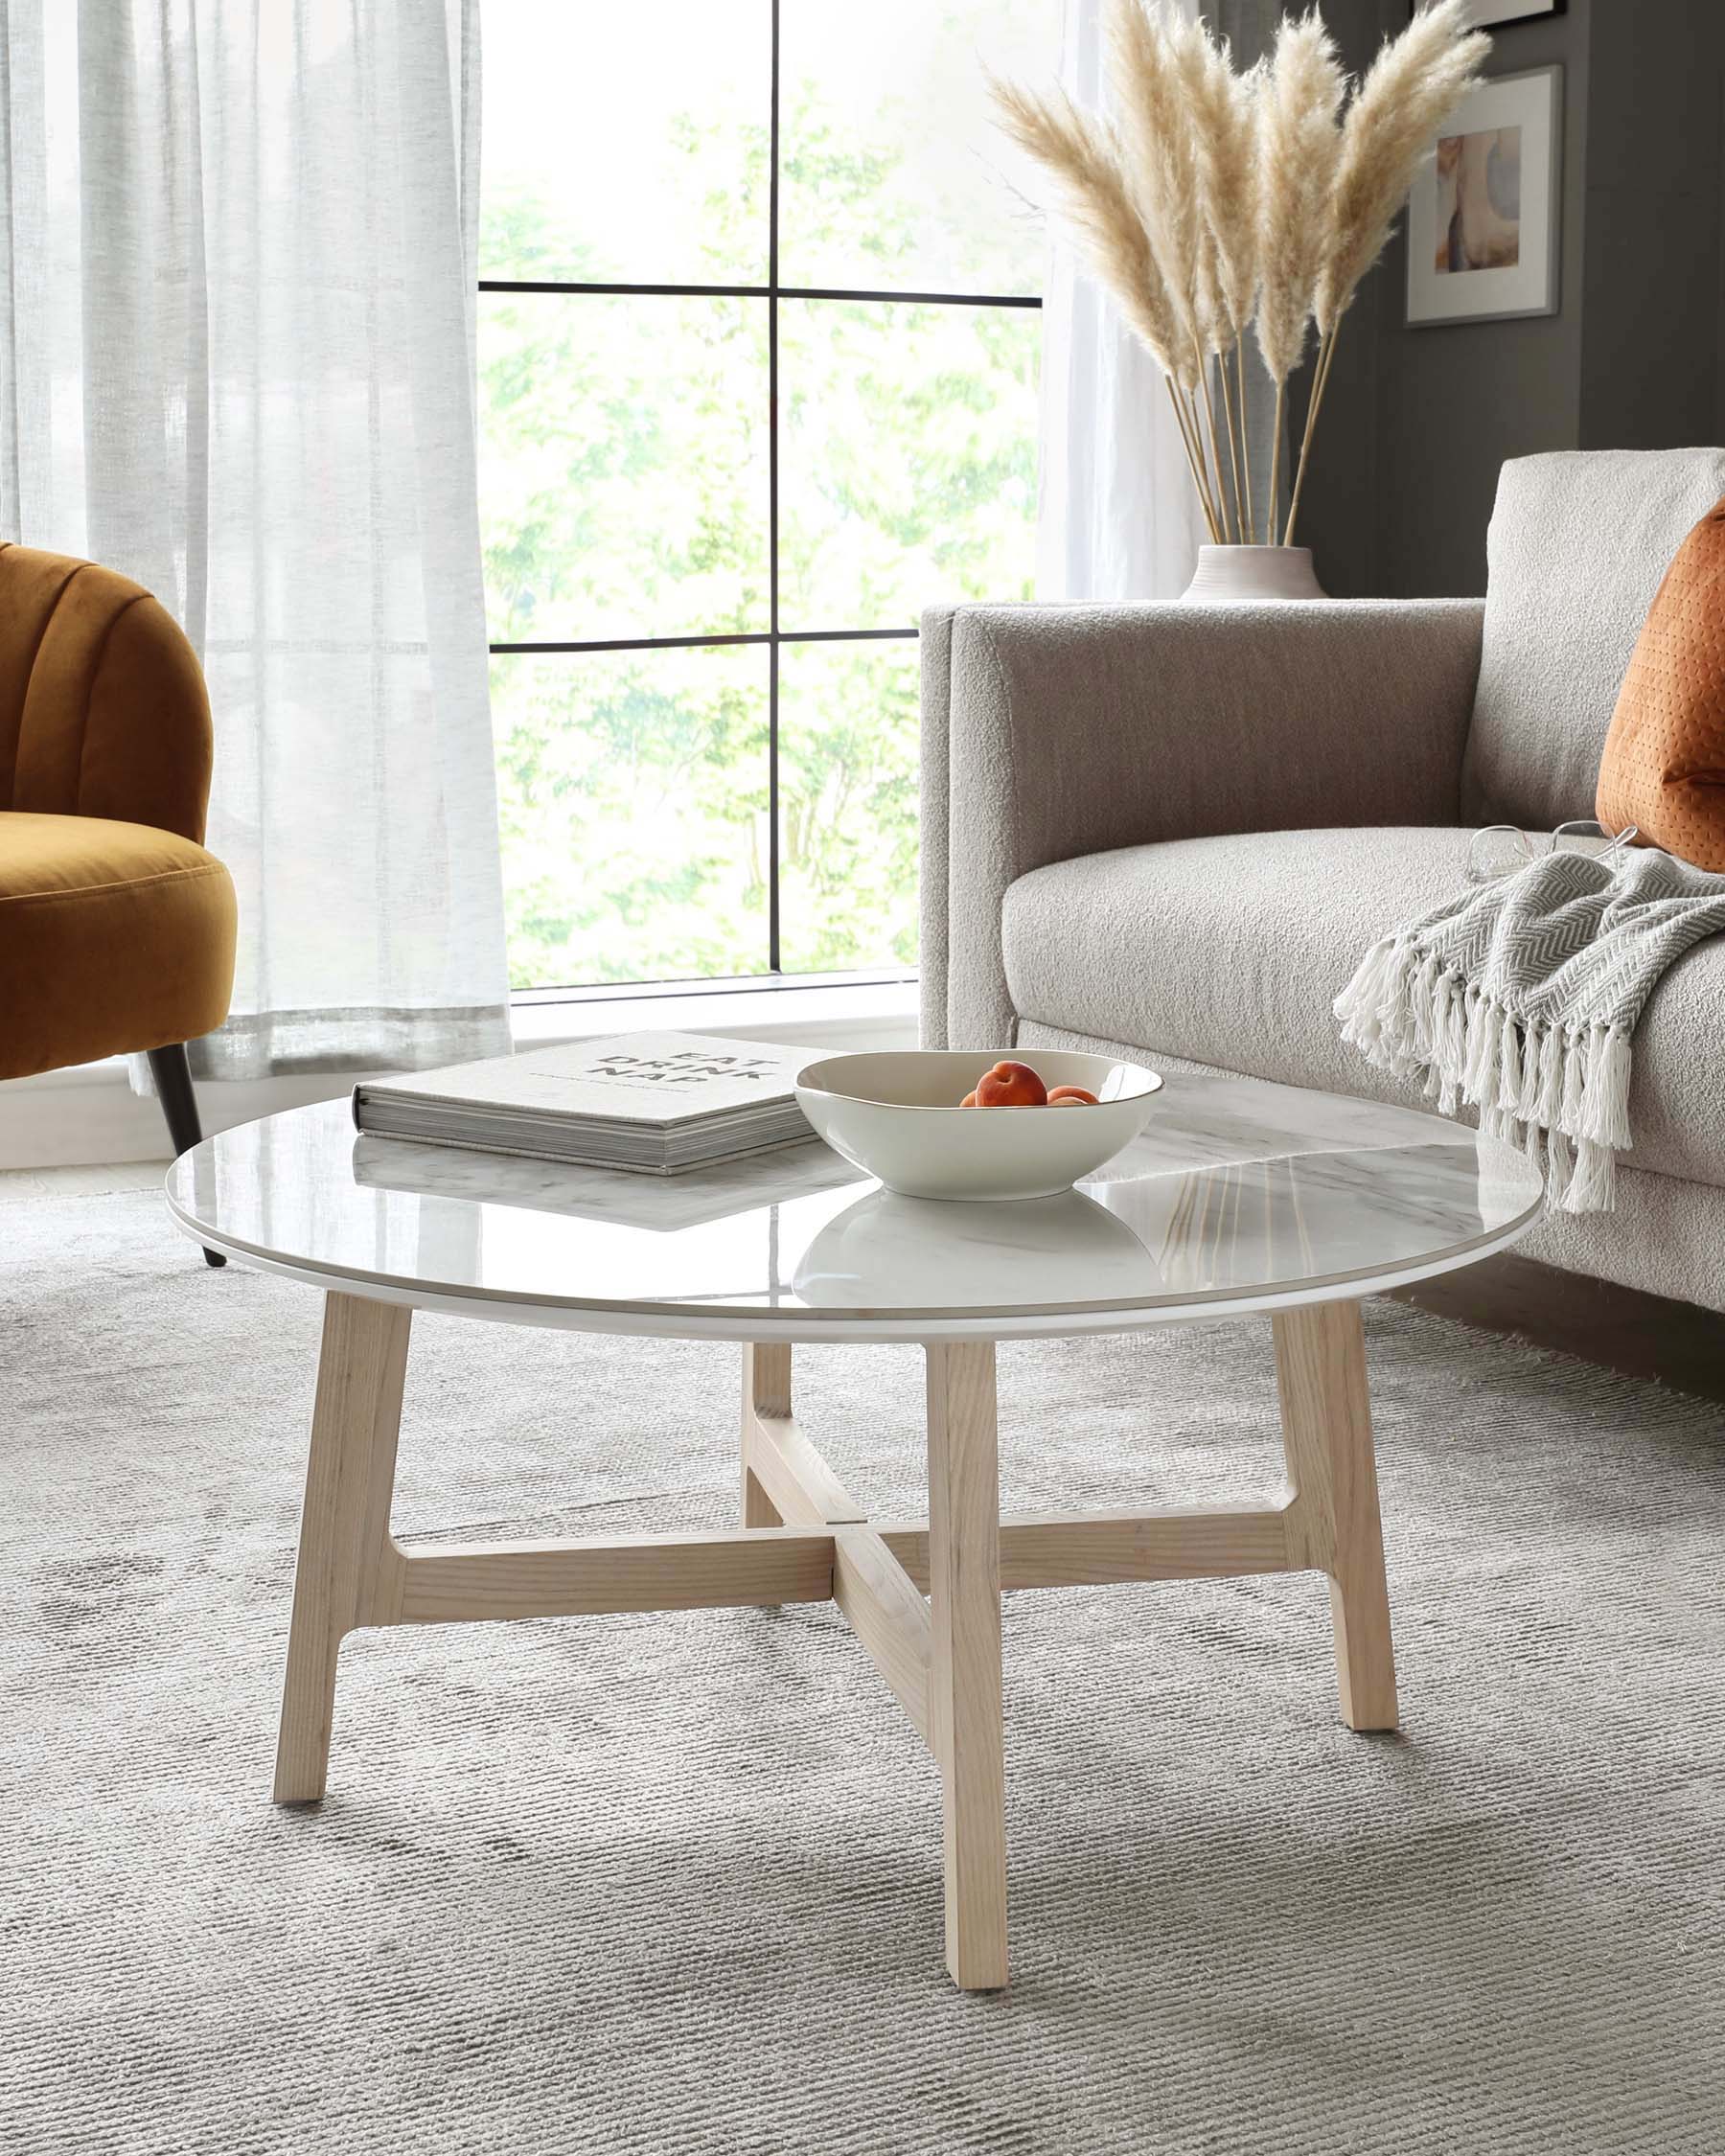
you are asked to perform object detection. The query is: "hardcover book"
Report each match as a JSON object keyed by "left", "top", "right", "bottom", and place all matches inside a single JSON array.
[{"left": 351, "top": 1030, "right": 817, "bottom": 1174}]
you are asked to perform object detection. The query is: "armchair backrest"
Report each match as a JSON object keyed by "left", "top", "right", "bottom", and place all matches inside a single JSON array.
[
  {"left": 0, "top": 542, "right": 212, "bottom": 842},
  {"left": 1461, "top": 447, "right": 1725, "bottom": 830}
]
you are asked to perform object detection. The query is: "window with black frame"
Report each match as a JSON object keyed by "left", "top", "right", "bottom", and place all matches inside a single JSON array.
[{"left": 479, "top": 0, "right": 1059, "bottom": 995}]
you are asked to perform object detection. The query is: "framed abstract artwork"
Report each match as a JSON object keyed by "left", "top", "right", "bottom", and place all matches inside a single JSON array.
[
  {"left": 1410, "top": 2, "right": 1566, "bottom": 23},
  {"left": 1406, "top": 65, "right": 1562, "bottom": 327}
]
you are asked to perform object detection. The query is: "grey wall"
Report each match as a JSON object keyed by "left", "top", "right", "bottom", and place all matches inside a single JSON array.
[
  {"left": 1296, "top": 0, "right": 1724, "bottom": 598},
  {"left": 1578, "top": 0, "right": 1724, "bottom": 454}
]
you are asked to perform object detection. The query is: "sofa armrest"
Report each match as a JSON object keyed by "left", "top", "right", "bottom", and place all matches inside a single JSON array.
[{"left": 920, "top": 598, "right": 1484, "bottom": 1048}]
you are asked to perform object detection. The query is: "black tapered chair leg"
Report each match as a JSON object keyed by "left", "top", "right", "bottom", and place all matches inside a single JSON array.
[{"left": 147, "top": 1043, "right": 225, "bottom": 1268}]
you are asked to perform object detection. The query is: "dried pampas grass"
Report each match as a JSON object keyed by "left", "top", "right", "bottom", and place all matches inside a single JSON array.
[
  {"left": 1172, "top": 19, "right": 1261, "bottom": 537},
  {"left": 1254, "top": 12, "right": 1345, "bottom": 393},
  {"left": 993, "top": 0, "right": 1484, "bottom": 553},
  {"left": 1107, "top": 0, "right": 1205, "bottom": 368},
  {"left": 1317, "top": 0, "right": 1487, "bottom": 335},
  {"left": 991, "top": 81, "right": 1183, "bottom": 379},
  {"left": 1107, "top": 0, "right": 1246, "bottom": 538},
  {"left": 1108, "top": 0, "right": 1271, "bottom": 541},
  {"left": 1253, "top": 10, "right": 1346, "bottom": 541},
  {"left": 991, "top": 78, "right": 1227, "bottom": 537},
  {"left": 1181, "top": 35, "right": 1259, "bottom": 346}
]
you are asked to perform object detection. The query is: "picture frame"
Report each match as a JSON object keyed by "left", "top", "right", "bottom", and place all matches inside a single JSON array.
[
  {"left": 1406, "top": 64, "right": 1561, "bottom": 328},
  {"left": 1409, "top": 2, "right": 1565, "bottom": 24}
]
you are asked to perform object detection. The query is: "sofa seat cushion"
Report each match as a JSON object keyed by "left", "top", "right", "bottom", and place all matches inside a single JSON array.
[
  {"left": 0, "top": 811, "right": 237, "bottom": 1079},
  {"left": 1000, "top": 826, "right": 1725, "bottom": 1190}
]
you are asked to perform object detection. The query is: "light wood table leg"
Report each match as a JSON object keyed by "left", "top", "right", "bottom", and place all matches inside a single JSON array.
[
  {"left": 273, "top": 1293, "right": 412, "bottom": 1803},
  {"left": 926, "top": 1340, "right": 1008, "bottom": 1990},
  {"left": 1274, "top": 1299, "right": 1399, "bottom": 1732},
  {"left": 741, "top": 1342, "right": 789, "bottom": 1528}
]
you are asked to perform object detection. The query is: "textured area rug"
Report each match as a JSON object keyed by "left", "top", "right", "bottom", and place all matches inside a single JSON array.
[{"left": 3, "top": 1191, "right": 1723, "bottom": 2155}]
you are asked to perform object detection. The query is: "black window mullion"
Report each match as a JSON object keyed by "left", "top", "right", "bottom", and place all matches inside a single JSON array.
[
  {"left": 490, "top": 627, "right": 919, "bottom": 657},
  {"left": 479, "top": 280, "right": 1041, "bottom": 310}
]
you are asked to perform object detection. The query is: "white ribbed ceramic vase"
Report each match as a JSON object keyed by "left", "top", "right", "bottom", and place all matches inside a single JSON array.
[{"left": 1180, "top": 544, "right": 1327, "bottom": 604}]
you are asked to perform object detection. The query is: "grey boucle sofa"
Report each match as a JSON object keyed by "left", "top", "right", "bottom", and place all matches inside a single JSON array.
[{"left": 920, "top": 448, "right": 1725, "bottom": 1312}]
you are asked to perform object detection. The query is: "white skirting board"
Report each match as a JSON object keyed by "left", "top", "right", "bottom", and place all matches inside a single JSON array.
[{"left": 0, "top": 983, "right": 919, "bottom": 1171}]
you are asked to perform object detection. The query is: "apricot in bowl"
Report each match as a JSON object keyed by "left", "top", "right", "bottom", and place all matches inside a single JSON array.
[
  {"left": 974, "top": 1059, "right": 1047, "bottom": 1108},
  {"left": 962, "top": 1065, "right": 1104, "bottom": 1111}
]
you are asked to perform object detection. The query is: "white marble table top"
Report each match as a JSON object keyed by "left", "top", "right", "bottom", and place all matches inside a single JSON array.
[{"left": 165, "top": 1075, "right": 1544, "bottom": 1342}]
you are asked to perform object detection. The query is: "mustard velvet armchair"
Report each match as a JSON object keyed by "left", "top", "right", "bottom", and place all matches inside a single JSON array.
[{"left": 0, "top": 543, "right": 238, "bottom": 1262}]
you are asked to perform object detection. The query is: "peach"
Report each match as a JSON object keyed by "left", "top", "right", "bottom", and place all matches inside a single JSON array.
[
  {"left": 1046, "top": 1085, "right": 1099, "bottom": 1107},
  {"left": 974, "top": 1059, "right": 1048, "bottom": 1109},
  {"left": 959, "top": 1089, "right": 978, "bottom": 1108}
]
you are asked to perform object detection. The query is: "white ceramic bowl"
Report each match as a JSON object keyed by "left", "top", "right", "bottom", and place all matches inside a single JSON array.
[{"left": 794, "top": 1049, "right": 1162, "bottom": 1202}]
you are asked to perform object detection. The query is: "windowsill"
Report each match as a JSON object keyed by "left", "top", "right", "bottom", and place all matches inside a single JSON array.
[
  {"left": 0, "top": 975, "right": 922, "bottom": 1168},
  {"left": 508, "top": 971, "right": 919, "bottom": 1047},
  {"left": 7, "top": 974, "right": 921, "bottom": 1086}
]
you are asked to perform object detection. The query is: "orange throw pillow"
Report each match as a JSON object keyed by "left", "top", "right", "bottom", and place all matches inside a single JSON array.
[{"left": 1596, "top": 496, "right": 1725, "bottom": 870}]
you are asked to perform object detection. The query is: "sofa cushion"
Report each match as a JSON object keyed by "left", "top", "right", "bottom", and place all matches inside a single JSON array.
[
  {"left": 1000, "top": 826, "right": 1725, "bottom": 1189},
  {"left": 1462, "top": 447, "right": 1725, "bottom": 831},
  {"left": 1595, "top": 493, "right": 1725, "bottom": 869},
  {"left": 0, "top": 811, "right": 237, "bottom": 1079}
]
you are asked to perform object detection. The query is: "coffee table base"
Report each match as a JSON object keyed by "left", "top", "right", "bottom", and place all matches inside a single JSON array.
[{"left": 273, "top": 1292, "right": 1399, "bottom": 1991}]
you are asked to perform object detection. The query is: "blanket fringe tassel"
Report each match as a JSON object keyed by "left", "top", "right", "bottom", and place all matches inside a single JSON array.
[{"left": 1334, "top": 936, "right": 1632, "bottom": 1215}]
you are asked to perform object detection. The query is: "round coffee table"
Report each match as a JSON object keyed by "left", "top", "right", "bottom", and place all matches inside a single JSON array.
[{"left": 167, "top": 1076, "right": 1542, "bottom": 1990}]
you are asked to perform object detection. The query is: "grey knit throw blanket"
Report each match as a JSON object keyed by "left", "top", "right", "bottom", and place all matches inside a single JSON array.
[{"left": 1335, "top": 845, "right": 1725, "bottom": 1213}]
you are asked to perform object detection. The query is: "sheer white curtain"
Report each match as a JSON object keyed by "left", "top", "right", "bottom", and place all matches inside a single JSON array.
[
  {"left": 1035, "top": 0, "right": 1206, "bottom": 604},
  {"left": 0, "top": 0, "right": 510, "bottom": 1079}
]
